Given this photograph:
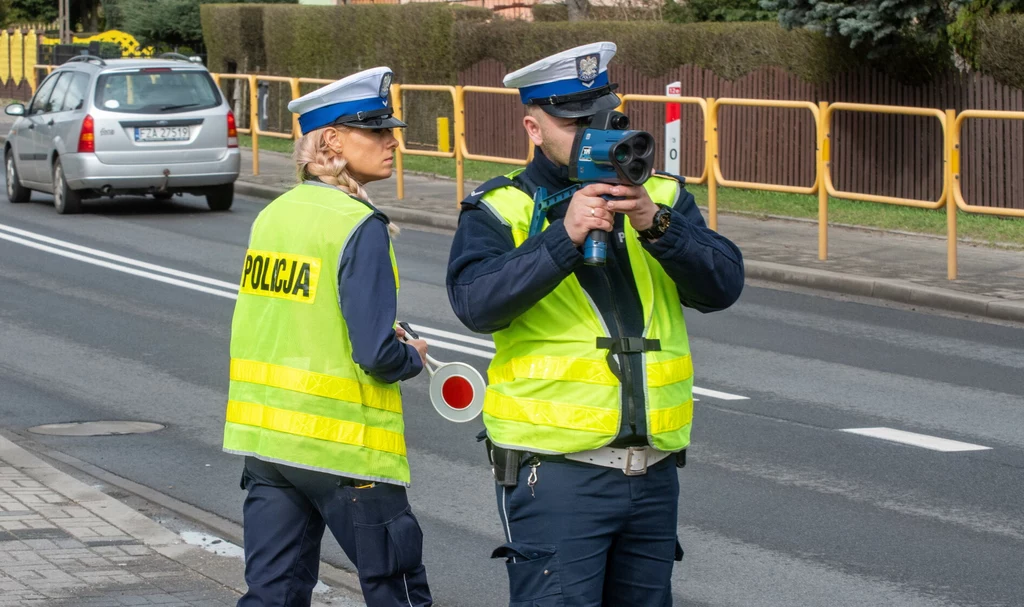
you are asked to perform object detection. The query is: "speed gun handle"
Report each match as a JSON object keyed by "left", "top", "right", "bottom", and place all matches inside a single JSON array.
[{"left": 583, "top": 194, "right": 625, "bottom": 267}]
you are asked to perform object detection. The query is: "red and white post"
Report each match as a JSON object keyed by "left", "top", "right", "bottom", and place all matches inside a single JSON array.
[{"left": 664, "top": 81, "right": 682, "bottom": 174}]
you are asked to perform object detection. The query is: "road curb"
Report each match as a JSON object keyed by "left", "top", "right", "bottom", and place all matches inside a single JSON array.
[
  {"left": 235, "top": 179, "right": 1024, "bottom": 324},
  {"left": 745, "top": 261, "right": 1024, "bottom": 322}
]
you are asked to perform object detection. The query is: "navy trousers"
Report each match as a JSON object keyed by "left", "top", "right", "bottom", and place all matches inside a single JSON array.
[
  {"left": 237, "top": 457, "right": 432, "bottom": 607},
  {"left": 493, "top": 456, "right": 683, "bottom": 607}
]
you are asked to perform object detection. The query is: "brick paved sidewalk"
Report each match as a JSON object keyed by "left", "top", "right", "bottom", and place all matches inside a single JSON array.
[{"left": 0, "top": 434, "right": 362, "bottom": 606}]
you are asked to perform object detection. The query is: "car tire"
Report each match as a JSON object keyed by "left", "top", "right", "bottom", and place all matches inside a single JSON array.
[
  {"left": 206, "top": 183, "right": 233, "bottom": 211},
  {"left": 6, "top": 150, "right": 31, "bottom": 203},
  {"left": 52, "top": 158, "right": 82, "bottom": 215}
]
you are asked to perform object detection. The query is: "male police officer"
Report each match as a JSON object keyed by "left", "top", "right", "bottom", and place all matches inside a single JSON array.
[
  {"left": 224, "top": 68, "right": 432, "bottom": 607},
  {"left": 447, "top": 43, "right": 744, "bottom": 605}
]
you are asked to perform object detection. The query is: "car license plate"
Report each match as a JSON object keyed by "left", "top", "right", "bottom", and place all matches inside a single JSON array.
[{"left": 135, "top": 126, "right": 190, "bottom": 142}]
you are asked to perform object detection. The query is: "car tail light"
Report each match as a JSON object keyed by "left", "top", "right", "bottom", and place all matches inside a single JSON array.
[
  {"left": 227, "top": 111, "right": 238, "bottom": 148},
  {"left": 77, "top": 115, "right": 95, "bottom": 153},
  {"left": 226, "top": 109, "right": 237, "bottom": 147}
]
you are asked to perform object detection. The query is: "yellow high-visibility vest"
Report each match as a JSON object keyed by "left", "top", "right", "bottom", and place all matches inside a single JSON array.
[{"left": 223, "top": 184, "right": 410, "bottom": 485}]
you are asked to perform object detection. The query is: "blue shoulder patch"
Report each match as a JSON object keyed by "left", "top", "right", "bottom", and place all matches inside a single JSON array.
[
  {"left": 462, "top": 176, "right": 516, "bottom": 208},
  {"left": 654, "top": 171, "right": 686, "bottom": 184}
]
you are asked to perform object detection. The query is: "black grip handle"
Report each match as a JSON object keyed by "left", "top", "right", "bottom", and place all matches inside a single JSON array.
[{"left": 397, "top": 321, "right": 420, "bottom": 340}]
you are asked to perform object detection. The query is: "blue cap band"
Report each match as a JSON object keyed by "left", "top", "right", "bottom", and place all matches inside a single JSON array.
[
  {"left": 518, "top": 72, "right": 609, "bottom": 105},
  {"left": 298, "top": 96, "right": 390, "bottom": 134}
]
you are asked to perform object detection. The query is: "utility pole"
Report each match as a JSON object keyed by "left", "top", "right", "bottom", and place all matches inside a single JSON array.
[{"left": 58, "top": 0, "right": 72, "bottom": 44}]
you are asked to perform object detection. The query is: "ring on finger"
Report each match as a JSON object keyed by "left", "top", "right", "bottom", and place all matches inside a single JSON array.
[{"left": 590, "top": 208, "right": 596, "bottom": 216}]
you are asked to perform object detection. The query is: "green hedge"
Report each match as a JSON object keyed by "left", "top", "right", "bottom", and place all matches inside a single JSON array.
[
  {"left": 204, "top": 4, "right": 1020, "bottom": 92},
  {"left": 201, "top": 4, "right": 267, "bottom": 73},
  {"left": 455, "top": 20, "right": 860, "bottom": 84},
  {"left": 532, "top": 4, "right": 660, "bottom": 22},
  {"left": 204, "top": 3, "right": 490, "bottom": 80},
  {"left": 977, "top": 14, "right": 1024, "bottom": 90}
]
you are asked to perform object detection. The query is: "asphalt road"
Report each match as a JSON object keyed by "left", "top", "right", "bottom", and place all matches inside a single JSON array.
[{"left": 1, "top": 188, "right": 1022, "bottom": 607}]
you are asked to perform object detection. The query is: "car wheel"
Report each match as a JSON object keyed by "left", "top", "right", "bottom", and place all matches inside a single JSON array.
[
  {"left": 53, "top": 159, "right": 82, "bottom": 215},
  {"left": 6, "top": 150, "right": 31, "bottom": 203},
  {"left": 206, "top": 183, "right": 233, "bottom": 211}
]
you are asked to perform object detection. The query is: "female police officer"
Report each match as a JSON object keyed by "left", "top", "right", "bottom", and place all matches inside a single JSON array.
[{"left": 223, "top": 67, "right": 433, "bottom": 607}]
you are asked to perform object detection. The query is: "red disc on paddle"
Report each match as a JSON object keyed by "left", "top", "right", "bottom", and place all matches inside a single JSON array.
[{"left": 441, "top": 375, "right": 474, "bottom": 410}]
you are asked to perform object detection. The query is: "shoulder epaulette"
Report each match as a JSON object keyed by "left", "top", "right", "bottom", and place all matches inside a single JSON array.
[{"left": 462, "top": 176, "right": 516, "bottom": 207}]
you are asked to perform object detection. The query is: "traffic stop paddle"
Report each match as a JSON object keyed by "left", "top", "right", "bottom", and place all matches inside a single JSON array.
[{"left": 399, "top": 322, "right": 486, "bottom": 423}]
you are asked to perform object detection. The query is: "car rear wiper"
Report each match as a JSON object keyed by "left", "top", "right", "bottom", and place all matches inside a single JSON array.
[{"left": 159, "top": 103, "right": 199, "bottom": 111}]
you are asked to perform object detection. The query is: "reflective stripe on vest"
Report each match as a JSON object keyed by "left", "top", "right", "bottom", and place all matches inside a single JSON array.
[
  {"left": 478, "top": 174, "right": 694, "bottom": 454},
  {"left": 223, "top": 184, "right": 411, "bottom": 485}
]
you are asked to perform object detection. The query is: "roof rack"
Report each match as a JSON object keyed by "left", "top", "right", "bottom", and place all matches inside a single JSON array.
[
  {"left": 66, "top": 54, "right": 106, "bottom": 67},
  {"left": 158, "top": 52, "right": 203, "bottom": 64}
]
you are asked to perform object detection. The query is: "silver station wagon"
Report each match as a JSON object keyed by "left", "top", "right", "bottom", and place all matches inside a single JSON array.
[{"left": 4, "top": 53, "right": 240, "bottom": 214}]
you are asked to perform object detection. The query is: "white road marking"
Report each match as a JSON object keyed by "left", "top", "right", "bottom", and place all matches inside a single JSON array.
[
  {"left": 408, "top": 324, "right": 495, "bottom": 349},
  {"left": 693, "top": 387, "right": 749, "bottom": 401},
  {"left": 0, "top": 223, "right": 239, "bottom": 290},
  {"left": 0, "top": 230, "right": 238, "bottom": 300},
  {"left": 416, "top": 337, "right": 496, "bottom": 360},
  {"left": 840, "top": 428, "right": 992, "bottom": 452},
  {"left": 1, "top": 222, "right": 750, "bottom": 401}
]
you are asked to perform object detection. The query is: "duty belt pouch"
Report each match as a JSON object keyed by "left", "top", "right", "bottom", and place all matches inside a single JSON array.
[
  {"left": 491, "top": 444, "right": 522, "bottom": 487},
  {"left": 477, "top": 430, "right": 522, "bottom": 487}
]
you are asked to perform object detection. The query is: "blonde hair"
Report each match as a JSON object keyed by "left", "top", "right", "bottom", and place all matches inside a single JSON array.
[{"left": 294, "top": 126, "right": 399, "bottom": 236}]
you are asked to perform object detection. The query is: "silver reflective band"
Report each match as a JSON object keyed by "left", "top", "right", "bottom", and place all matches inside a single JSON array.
[{"left": 563, "top": 446, "right": 673, "bottom": 475}]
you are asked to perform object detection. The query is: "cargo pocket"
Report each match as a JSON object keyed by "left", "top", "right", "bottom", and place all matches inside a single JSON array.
[
  {"left": 491, "top": 542, "right": 564, "bottom": 607},
  {"left": 352, "top": 506, "right": 424, "bottom": 580}
]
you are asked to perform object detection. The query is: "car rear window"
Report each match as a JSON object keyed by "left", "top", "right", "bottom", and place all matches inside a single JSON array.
[{"left": 95, "top": 69, "right": 221, "bottom": 114}]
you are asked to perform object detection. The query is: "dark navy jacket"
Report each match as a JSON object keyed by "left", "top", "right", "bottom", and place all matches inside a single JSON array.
[
  {"left": 333, "top": 189, "right": 422, "bottom": 384},
  {"left": 446, "top": 151, "right": 744, "bottom": 446}
]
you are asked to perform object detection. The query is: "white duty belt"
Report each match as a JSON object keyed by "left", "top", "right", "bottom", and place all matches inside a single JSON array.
[{"left": 563, "top": 445, "right": 673, "bottom": 476}]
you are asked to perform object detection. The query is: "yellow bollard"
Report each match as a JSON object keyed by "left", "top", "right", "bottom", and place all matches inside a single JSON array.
[{"left": 437, "top": 117, "right": 450, "bottom": 154}]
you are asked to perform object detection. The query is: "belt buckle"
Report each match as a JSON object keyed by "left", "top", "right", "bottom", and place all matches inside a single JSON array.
[{"left": 624, "top": 447, "right": 648, "bottom": 476}]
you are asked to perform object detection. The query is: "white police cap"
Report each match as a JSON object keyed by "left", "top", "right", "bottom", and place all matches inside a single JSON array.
[
  {"left": 288, "top": 66, "right": 406, "bottom": 135},
  {"left": 503, "top": 42, "right": 620, "bottom": 118}
]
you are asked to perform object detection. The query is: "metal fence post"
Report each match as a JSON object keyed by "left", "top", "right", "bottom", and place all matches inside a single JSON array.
[
  {"left": 290, "top": 78, "right": 300, "bottom": 140},
  {"left": 455, "top": 85, "right": 465, "bottom": 205},
  {"left": 946, "top": 108, "right": 958, "bottom": 280},
  {"left": 392, "top": 84, "right": 404, "bottom": 201},
  {"left": 818, "top": 101, "right": 829, "bottom": 261},
  {"left": 249, "top": 75, "right": 259, "bottom": 176},
  {"left": 706, "top": 97, "right": 718, "bottom": 231}
]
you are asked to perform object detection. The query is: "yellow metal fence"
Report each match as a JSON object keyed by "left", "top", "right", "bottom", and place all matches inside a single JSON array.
[{"left": 38, "top": 66, "right": 1017, "bottom": 281}]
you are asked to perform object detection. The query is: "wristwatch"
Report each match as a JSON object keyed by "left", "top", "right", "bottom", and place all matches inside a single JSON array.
[{"left": 637, "top": 204, "right": 672, "bottom": 241}]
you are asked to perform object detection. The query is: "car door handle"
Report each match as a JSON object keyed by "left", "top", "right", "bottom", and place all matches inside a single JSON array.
[
  {"left": 27, "top": 123, "right": 34, "bottom": 130},
  {"left": 46, "top": 119, "right": 54, "bottom": 126}
]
